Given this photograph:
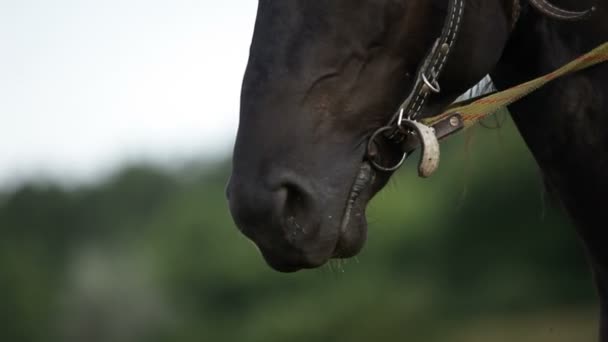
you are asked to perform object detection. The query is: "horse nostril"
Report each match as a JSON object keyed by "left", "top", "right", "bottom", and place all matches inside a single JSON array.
[
  {"left": 228, "top": 172, "right": 329, "bottom": 271},
  {"left": 273, "top": 180, "right": 316, "bottom": 238},
  {"left": 273, "top": 178, "right": 319, "bottom": 247}
]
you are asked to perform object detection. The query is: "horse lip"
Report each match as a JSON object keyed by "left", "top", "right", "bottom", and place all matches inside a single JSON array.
[
  {"left": 333, "top": 162, "right": 374, "bottom": 257},
  {"left": 341, "top": 163, "right": 373, "bottom": 230}
]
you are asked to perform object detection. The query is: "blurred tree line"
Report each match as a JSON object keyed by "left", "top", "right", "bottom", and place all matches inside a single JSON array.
[{"left": 0, "top": 117, "right": 599, "bottom": 342}]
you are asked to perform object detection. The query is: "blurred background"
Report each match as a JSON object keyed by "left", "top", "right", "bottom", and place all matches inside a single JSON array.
[{"left": 0, "top": 1, "right": 599, "bottom": 341}]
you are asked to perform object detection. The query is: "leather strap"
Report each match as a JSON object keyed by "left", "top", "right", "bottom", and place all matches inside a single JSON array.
[{"left": 388, "top": 0, "right": 466, "bottom": 128}]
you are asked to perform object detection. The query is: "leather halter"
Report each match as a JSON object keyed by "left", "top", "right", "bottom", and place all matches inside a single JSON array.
[
  {"left": 367, "top": 0, "right": 466, "bottom": 173},
  {"left": 366, "top": 0, "right": 596, "bottom": 175}
]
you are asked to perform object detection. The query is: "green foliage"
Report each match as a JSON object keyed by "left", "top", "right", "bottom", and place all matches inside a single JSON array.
[{"left": 0, "top": 117, "right": 598, "bottom": 341}]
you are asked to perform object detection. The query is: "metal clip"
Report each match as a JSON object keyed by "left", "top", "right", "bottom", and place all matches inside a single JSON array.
[{"left": 399, "top": 119, "right": 440, "bottom": 178}]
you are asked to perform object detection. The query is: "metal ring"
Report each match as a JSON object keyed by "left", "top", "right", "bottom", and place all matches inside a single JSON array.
[
  {"left": 366, "top": 126, "right": 408, "bottom": 172},
  {"left": 422, "top": 74, "right": 441, "bottom": 93}
]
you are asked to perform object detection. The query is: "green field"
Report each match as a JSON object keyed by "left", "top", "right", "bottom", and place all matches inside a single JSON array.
[{"left": 0, "top": 114, "right": 599, "bottom": 342}]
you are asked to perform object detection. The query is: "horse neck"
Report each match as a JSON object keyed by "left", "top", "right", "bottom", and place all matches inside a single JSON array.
[
  {"left": 491, "top": 0, "right": 608, "bottom": 318},
  {"left": 490, "top": 6, "right": 608, "bottom": 337},
  {"left": 492, "top": 1, "right": 606, "bottom": 252},
  {"left": 491, "top": 0, "right": 608, "bottom": 212}
]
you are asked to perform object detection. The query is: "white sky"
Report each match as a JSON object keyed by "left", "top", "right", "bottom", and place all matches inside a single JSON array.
[{"left": 0, "top": 0, "right": 257, "bottom": 187}]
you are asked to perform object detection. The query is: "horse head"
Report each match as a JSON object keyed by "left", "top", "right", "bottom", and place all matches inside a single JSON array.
[{"left": 226, "top": 0, "right": 593, "bottom": 272}]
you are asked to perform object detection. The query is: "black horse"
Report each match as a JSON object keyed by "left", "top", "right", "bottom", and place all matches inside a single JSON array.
[{"left": 227, "top": 0, "right": 608, "bottom": 339}]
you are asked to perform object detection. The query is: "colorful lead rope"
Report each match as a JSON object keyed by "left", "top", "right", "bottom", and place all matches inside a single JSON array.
[{"left": 423, "top": 42, "right": 608, "bottom": 129}]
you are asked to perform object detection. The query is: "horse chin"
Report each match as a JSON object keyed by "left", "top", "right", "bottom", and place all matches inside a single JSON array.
[{"left": 332, "top": 162, "right": 376, "bottom": 259}]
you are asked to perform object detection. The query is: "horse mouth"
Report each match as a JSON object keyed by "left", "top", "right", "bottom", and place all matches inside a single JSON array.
[{"left": 332, "top": 162, "right": 375, "bottom": 259}]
